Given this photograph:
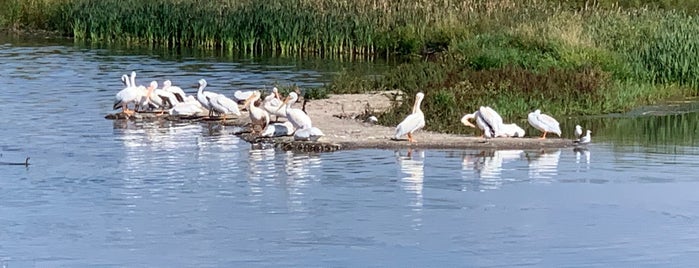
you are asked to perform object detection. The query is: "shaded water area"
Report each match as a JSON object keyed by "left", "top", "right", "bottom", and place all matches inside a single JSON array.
[{"left": 2, "top": 35, "right": 699, "bottom": 267}]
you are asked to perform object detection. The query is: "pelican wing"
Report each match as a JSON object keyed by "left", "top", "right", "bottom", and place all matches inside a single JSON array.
[
  {"left": 233, "top": 90, "right": 254, "bottom": 102},
  {"left": 394, "top": 111, "right": 425, "bottom": 139},
  {"left": 538, "top": 113, "right": 561, "bottom": 136},
  {"left": 475, "top": 112, "right": 493, "bottom": 138},
  {"left": 212, "top": 94, "right": 241, "bottom": 116},
  {"left": 263, "top": 95, "right": 286, "bottom": 117},
  {"left": 478, "top": 106, "right": 503, "bottom": 137}
]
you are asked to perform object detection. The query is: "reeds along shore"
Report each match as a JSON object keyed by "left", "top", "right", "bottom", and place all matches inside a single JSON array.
[{"left": 4, "top": 0, "right": 699, "bottom": 133}]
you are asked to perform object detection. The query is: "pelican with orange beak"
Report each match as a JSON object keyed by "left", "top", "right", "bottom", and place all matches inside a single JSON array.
[
  {"left": 277, "top": 92, "right": 312, "bottom": 130},
  {"left": 243, "top": 91, "right": 270, "bottom": 133}
]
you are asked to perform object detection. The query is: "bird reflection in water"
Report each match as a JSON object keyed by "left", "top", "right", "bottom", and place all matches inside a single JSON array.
[
  {"left": 462, "top": 150, "right": 523, "bottom": 191},
  {"left": 247, "top": 147, "right": 277, "bottom": 203},
  {"left": 283, "top": 151, "right": 322, "bottom": 213},
  {"left": 523, "top": 149, "right": 562, "bottom": 180},
  {"left": 395, "top": 149, "right": 424, "bottom": 230},
  {"left": 574, "top": 147, "right": 591, "bottom": 171}
]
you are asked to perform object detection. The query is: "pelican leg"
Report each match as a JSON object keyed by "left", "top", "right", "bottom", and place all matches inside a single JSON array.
[
  {"left": 407, "top": 132, "right": 416, "bottom": 143},
  {"left": 221, "top": 113, "right": 227, "bottom": 121},
  {"left": 123, "top": 107, "right": 135, "bottom": 119},
  {"left": 539, "top": 131, "right": 547, "bottom": 139}
]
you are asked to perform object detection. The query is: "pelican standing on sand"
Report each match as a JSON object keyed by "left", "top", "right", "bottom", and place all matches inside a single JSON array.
[
  {"left": 278, "top": 92, "right": 311, "bottom": 129},
  {"left": 460, "top": 106, "right": 503, "bottom": 138},
  {"left": 394, "top": 92, "right": 425, "bottom": 143},
  {"left": 113, "top": 72, "right": 146, "bottom": 116},
  {"left": 528, "top": 109, "right": 561, "bottom": 139},
  {"left": 243, "top": 91, "right": 270, "bottom": 132},
  {"left": 196, "top": 79, "right": 222, "bottom": 117}
]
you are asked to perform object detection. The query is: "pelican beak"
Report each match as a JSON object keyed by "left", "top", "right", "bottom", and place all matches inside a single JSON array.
[
  {"left": 242, "top": 94, "right": 256, "bottom": 108},
  {"left": 276, "top": 97, "right": 290, "bottom": 112}
]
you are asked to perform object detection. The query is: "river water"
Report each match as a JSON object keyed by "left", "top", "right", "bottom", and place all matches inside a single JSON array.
[{"left": 2, "top": 35, "right": 699, "bottom": 267}]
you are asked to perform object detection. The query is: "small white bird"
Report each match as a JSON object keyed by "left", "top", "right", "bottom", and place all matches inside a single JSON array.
[
  {"left": 394, "top": 92, "right": 425, "bottom": 142},
  {"left": 575, "top": 130, "right": 592, "bottom": 144},
  {"left": 366, "top": 116, "right": 378, "bottom": 124},
  {"left": 574, "top": 125, "right": 583, "bottom": 139},
  {"left": 528, "top": 109, "right": 561, "bottom": 139}
]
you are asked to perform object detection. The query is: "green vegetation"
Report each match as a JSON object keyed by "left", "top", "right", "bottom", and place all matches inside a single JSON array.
[{"left": 3, "top": 0, "right": 699, "bottom": 133}]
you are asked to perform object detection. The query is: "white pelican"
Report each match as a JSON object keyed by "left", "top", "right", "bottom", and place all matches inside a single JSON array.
[
  {"left": 233, "top": 90, "right": 255, "bottom": 103},
  {"left": 294, "top": 127, "right": 324, "bottom": 141},
  {"left": 120, "top": 74, "right": 130, "bottom": 87},
  {"left": 574, "top": 125, "right": 583, "bottom": 139},
  {"left": 162, "top": 80, "right": 186, "bottom": 102},
  {"left": 261, "top": 122, "right": 295, "bottom": 137},
  {"left": 262, "top": 87, "right": 286, "bottom": 121},
  {"left": 243, "top": 91, "right": 270, "bottom": 133},
  {"left": 113, "top": 73, "right": 146, "bottom": 116},
  {"left": 527, "top": 109, "right": 561, "bottom": 139},
  {"left": 394, "top": 92, "right": 425, "bottom": 142},
  {"left": 208, "top": 92, "right": 241, "bottom": 120},
  {"left": 575, "top": 130, "right": 592, "bottom": 144},
  {"left": 151, "top": 81, "right": 181, "bottom": 109},
  {"left": 460, "top": 106, "right": 503, "bottom": 138},
  {"left": 195, "top": 79, "right": 219, "bottom": 117},
  {"left": 497, "top": 123, "right": 526, "bottom": 138},
  {"left": 278, "top": 92, "right": 312, "bottom": 130},
  {"left": 169, "top": 96, "right": 205, "bottom": 116}
]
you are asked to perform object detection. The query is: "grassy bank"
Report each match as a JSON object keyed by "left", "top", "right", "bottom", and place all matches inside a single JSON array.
[{"left": 3, "top": 0, "right": 699, "bottom": 134}]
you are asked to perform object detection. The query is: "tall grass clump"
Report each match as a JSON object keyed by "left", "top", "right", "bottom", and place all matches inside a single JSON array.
[{"left": 326, "top": 4, "right": 699, "bottom": 133}]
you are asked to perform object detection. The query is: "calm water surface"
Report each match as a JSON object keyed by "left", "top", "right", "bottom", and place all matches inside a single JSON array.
[{"left": 2, "top": 37, "right": 699, "bottom": 267}]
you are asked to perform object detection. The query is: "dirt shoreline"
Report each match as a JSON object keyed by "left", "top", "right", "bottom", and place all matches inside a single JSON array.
[
  {"left": 107, "top": 91, "right": 576, "bottom": 151},
  {"left": 294, "top": 91, "right": 574, "bottom": 150}
]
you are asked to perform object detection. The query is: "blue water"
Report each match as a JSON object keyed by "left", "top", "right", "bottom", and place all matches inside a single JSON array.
[{"left": 2, "top": 38, "right": 699, "bottom": 267}]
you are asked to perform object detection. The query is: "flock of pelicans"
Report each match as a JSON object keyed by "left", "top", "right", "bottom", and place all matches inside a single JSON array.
[
  {"left": 393, "top": 92, "right": 592, "bottom": 144},
  {"left": 113, "top": 71, "right": 592, "bottom": 144},
  {"left": 113, "top": 71, "right": 324, "bottom": 141}
]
